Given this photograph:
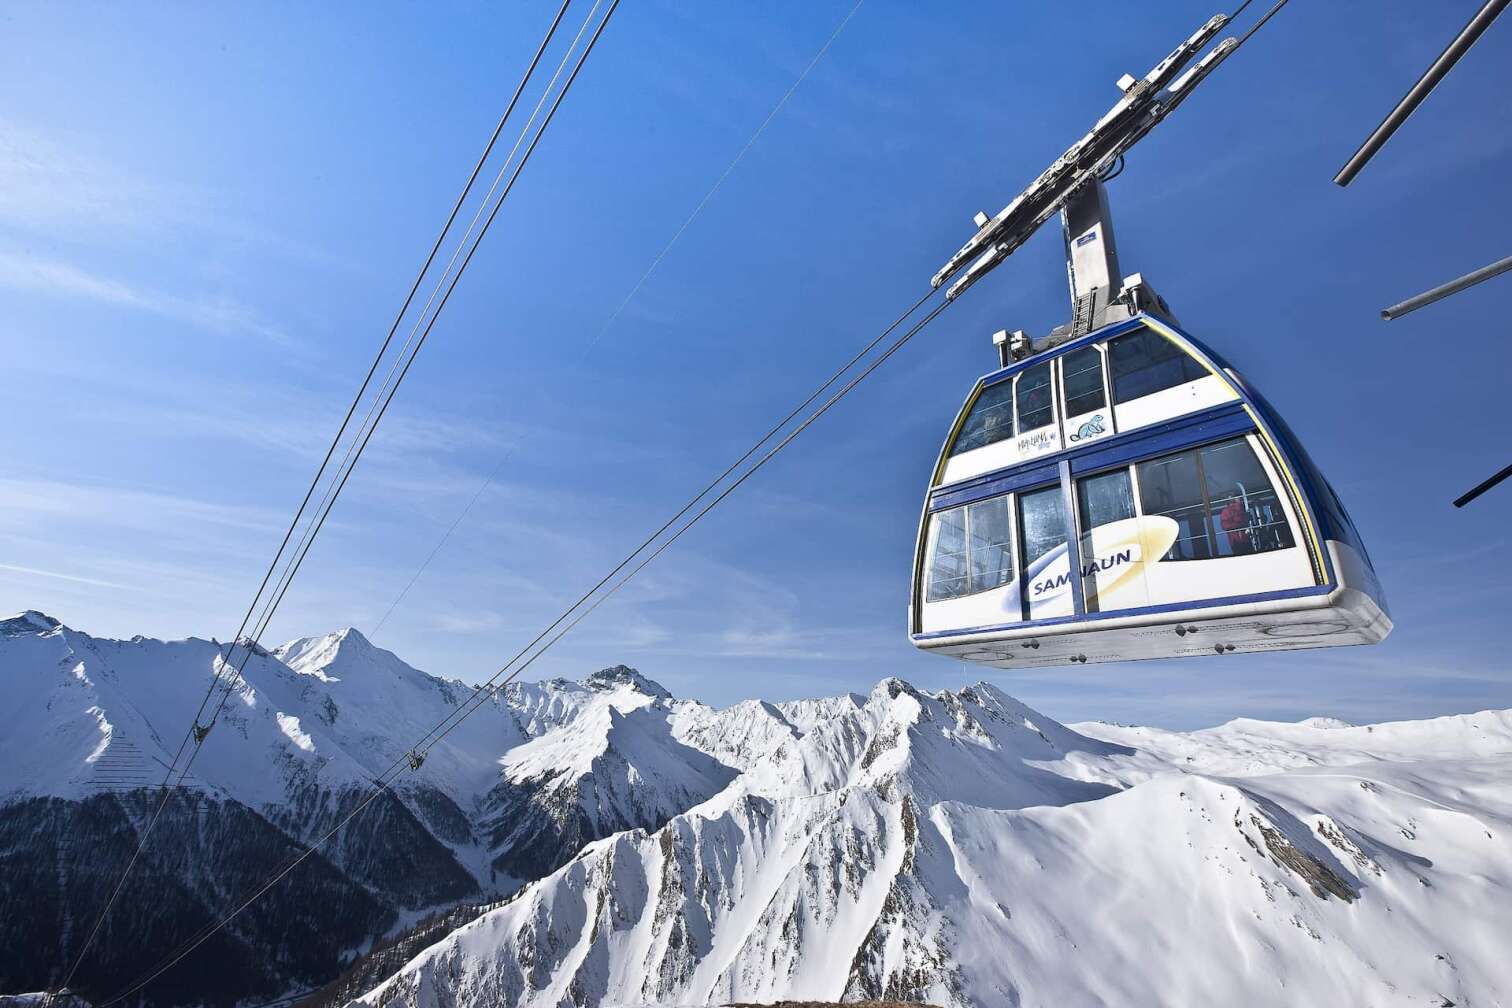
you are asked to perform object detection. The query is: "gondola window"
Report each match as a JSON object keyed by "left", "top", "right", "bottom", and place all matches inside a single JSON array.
[
  {"left": 967, "top": 497, "right": 1014, "bottom": 593},
  {"left": 1016, "top": 362, "right": 1055, "bottom": 432},
  {"left": 1077, "top": 469, "right": 1138, "bottom": 612},
  {"left": 925, "top": 497, "right": 1015, "bottom": 601},
  {"left": 1136, "top": 438, "right": 1295, "bottom": 562},
  {"left": 1061, "top": 345, "right": 1107, "bottom": 417},
  {"left": 1017, "top": 485, "right": 1067, "bottom": 569},
  {"left": 1078, "top": 469, "right": 1136, "bottom": 528},
  {"left": 949, "top": 381, "right": 1014, "bottom": 456},
  {"left": 1108, "top": 327, "right": 1207, "bottom": 404}
]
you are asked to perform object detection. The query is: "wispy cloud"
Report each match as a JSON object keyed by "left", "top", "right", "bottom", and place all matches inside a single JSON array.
[
  {"left": 0, "top": 476, "right": 283, "bottom": 539},
  {"left": 0, "top": 562, "right": 133, "bottom": 590},
  {"left": 0, "top": 117, "right": 346, "bottom": 272},
  {"left": 432, "top": 610, "right": 505, "bottom": 634},
  {"left": 0, "top": 119, "right": 173, "bottom": 237},
  {"left": 0, "top": 248, "right": 291, "bottom": 344}
]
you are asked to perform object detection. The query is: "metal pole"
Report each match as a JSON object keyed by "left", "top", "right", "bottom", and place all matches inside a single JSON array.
[
  {"left": 1454, "top": 462, "right": 1512, "bottom": 508},
  {"left": 1381, "top": 254, "right": 1512, "bottom": 319},
  {"left": 1334, "top": 0, "right": 1511, "bottom": 186},
  {"left": 1058, "top": 460, "right": 1087, "bottom": 618}
]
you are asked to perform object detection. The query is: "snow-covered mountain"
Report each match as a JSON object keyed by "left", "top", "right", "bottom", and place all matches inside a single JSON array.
[
  {"left": 6, "top": 609, "right": 1511, "bottom": 1008},
  {"left": 358, "top": 679, "right": 1512, "bottom": 1008},
  {"left": 0, "top": 612, "right": 733, "bottom": 1006}
]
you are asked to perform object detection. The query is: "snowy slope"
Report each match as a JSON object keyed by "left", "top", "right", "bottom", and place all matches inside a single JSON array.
[
  {"left": 357, "top": 679, "right": 1512, "bottom": 1008},
  {"left": 0, "top": 612, "right": 731, "bottom": 879},
  {"left": 0, "top": 612, "right": 736, "bottom": 1005}
]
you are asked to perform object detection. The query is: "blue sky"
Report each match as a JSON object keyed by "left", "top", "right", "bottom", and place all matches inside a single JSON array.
[{"left": 2, "top": 0, "right": 1509, "bottom": 728}]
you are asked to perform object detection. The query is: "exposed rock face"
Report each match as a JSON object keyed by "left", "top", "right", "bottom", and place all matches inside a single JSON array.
[
  {"left": 0, "top": 792, "right": 390, "bottom": 1007},
  {"left": 0, "top": 614, "right": 728, "bottom": 1006},
  {"left": 584, "top": 664, "right": 672, "bottom": 699}
]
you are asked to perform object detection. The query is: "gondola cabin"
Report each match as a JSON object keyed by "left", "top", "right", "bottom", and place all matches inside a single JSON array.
[
  {"left": 909, "top": 313, "right": 1391, "bottom": 668},
  {"left": 909, "top": 24, "right": 1389, "bottom": 669}
]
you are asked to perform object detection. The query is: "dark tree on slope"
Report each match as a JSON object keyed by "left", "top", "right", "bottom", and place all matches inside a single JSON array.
[{"left": 0, "top": 792, "right": 393, "bottom": 1007}]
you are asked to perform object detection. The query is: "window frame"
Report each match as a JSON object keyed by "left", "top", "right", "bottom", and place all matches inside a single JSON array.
[
  {"left": 1133, "top": 436, "right": 1299, "bottom": 563},
  {"left": 947, "top": 378, "right": 1016, "bottom": 458},
  {"left": 1059, "top": 343, "right": 1110, "bottom": 420},
  {"left": 1106, "top": 326, "right": 1209, "bottom": 407},
  {"left": 1013, "top": 360, "right": 1058, "bottom": 435},
  {"left": 923, "top": 493, "right": 1020, "bottom": 602}
]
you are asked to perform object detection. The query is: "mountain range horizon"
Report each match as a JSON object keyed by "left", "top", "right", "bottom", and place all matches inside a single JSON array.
[{"left": 3, "top": 609, "right": 1509, "bottom": 1007}]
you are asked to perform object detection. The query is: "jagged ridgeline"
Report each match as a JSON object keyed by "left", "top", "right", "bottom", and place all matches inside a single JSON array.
[
  {"left": 0, "top": 613, "right": 733, "bottom": 1006},
  {"left": 355, "top": 680, "right": 1512, "bottom": 1008},
  {"left": 5, "top": 611, "right": 1512, "bottom": 1007}
]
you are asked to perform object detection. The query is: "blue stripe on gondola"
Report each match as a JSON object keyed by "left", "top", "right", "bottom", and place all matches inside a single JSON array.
[
  {"left": 929, "top": 400, "right": 1254, "bottom": 511},
  {"left": 911, "top": 583, "right": 1336, "bottom": 641}
]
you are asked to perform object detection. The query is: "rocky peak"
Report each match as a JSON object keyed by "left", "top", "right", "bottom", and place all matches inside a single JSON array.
[
  {"left": 582, "top": 664, "right": 671, "bottom": 699},
  {"left": 0, "top": 610, "right": 61, "bottom": 635}
]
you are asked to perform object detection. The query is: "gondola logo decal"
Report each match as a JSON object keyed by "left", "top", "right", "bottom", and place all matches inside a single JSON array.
[
  {"left": 1017, "top": 429, "right": 1057, "bottom": 456},
  {"left": 1019, "top": 516, "right": 1180, "bottom": 613},
  {"left": 1069, "top": 415, "right": 1106, "bottom": 442}
]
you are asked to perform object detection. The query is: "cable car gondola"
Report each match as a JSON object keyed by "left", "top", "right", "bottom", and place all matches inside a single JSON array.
[{"left": 907, "top": 17, "right": 1390, "bottom": 669}]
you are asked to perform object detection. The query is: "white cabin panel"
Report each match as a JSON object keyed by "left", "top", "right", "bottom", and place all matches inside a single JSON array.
[
  {"left": 1113, "top": 372, "right": 1235, "bottom": 433},
  {"left": 1140, "top": 546, "right": 1314, "bottom": 608},
  {"left": 939, "top": 440, "right": 1018, "bottom": 485},
  {"left": 918, "top": 582, "right": 1022, "bottom": 634},
  {"left": 1011, "top": 422, "right": 1063, "bottom": 463}
]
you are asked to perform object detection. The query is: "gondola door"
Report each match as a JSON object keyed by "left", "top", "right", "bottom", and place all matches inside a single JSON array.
[{"left": 1017, "top": 483, "right": 1075, "bottom": 621}]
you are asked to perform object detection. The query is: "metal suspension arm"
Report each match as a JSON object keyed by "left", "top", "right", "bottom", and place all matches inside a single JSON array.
[
  {"left": 932, "top": 13, "right": 1235, "bottom": 300},
  {"left": 1381, "top": 253, "right": 1512, "bottom": 320},
  {"left": 1335, "top": 0, "right": 1511, "bottom": 187}
]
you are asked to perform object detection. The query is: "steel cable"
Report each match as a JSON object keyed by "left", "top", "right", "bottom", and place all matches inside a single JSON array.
[
  {"left": 58, "top": 2, "right": 578, "bottom": 992},
  {"left": 371, "top": 0, "right": 868, "bottom": 637},
  {"left": 203, "top": 0, "right": 613, "bottom": 719}
]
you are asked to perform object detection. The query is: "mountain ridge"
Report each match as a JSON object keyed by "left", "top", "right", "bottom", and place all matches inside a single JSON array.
[
  {"left": 0, "top": 612, "right": 725, "bottom": 1005},
  {"left": 353, "top": 675, "right": 1512, "bottom": 1008},
  {"left": 4, "top": 610, "right": 1510, "bottom": 1008}
]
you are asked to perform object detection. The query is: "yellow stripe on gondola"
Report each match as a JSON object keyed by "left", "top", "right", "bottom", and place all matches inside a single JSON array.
[
  {"left": 929, "top": 379, "right": 984, "bottom": 488},
  {"left": 1142, "top": 317, "right": 1328, "bottom": 585},
  {"left": 918, "top": 380, "right": 986, "bottom": 630}
]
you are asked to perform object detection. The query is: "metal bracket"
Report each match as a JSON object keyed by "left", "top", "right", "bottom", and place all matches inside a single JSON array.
[{"left": 931, "top": 14, "right": 1237, "bottom": 304}]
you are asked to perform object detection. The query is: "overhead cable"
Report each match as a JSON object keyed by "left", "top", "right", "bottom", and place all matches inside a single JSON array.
[
  {"left": 59, "top": 0, "right": 577, "bottom": 991},
  {"left": 371, "top": 0, "right": 867, "bottom": 636},
  {"left": 104, "top": 274, "right": 941, "bottom": 1005}
]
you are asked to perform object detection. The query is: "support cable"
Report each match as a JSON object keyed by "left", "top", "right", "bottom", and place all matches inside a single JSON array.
[
  {"left": 1335, "top": 0, "right": 1510, "bottom": 186},
  {"left": 58, "top": 1, "right": 577, "bottom": 992},
  {"left": 384, "top": 288, "right": 938, "bottom": 762},
  {"left": 1233, "top": 0, "right": 1291, "bottom": 49},
  {"left": 101, "top": 277, "right": 944, "bottom": 1006},
  {"left": 233, "top": 0, "right": 611, "bottom": 668},
  {"left": 191, "top": 0, "right": 616, "bottom": 749},
  {"left": 414, "top": 297, "right": 953, "bottom": 759},
  {"left": 371, "top": 0, "right": 867, "bottom": 636},
  {"left": 99, "top": 8, "right": 624, "bottom": 999},
  {"left": 1381, "top": 253, "right": 1512, "bottom": 320},
  {"left": 590, "top": 0, "right": 866, "bottom": 353},
  {"left": 1454, "top": 462, "right": 1512, "bottom": 508}
]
